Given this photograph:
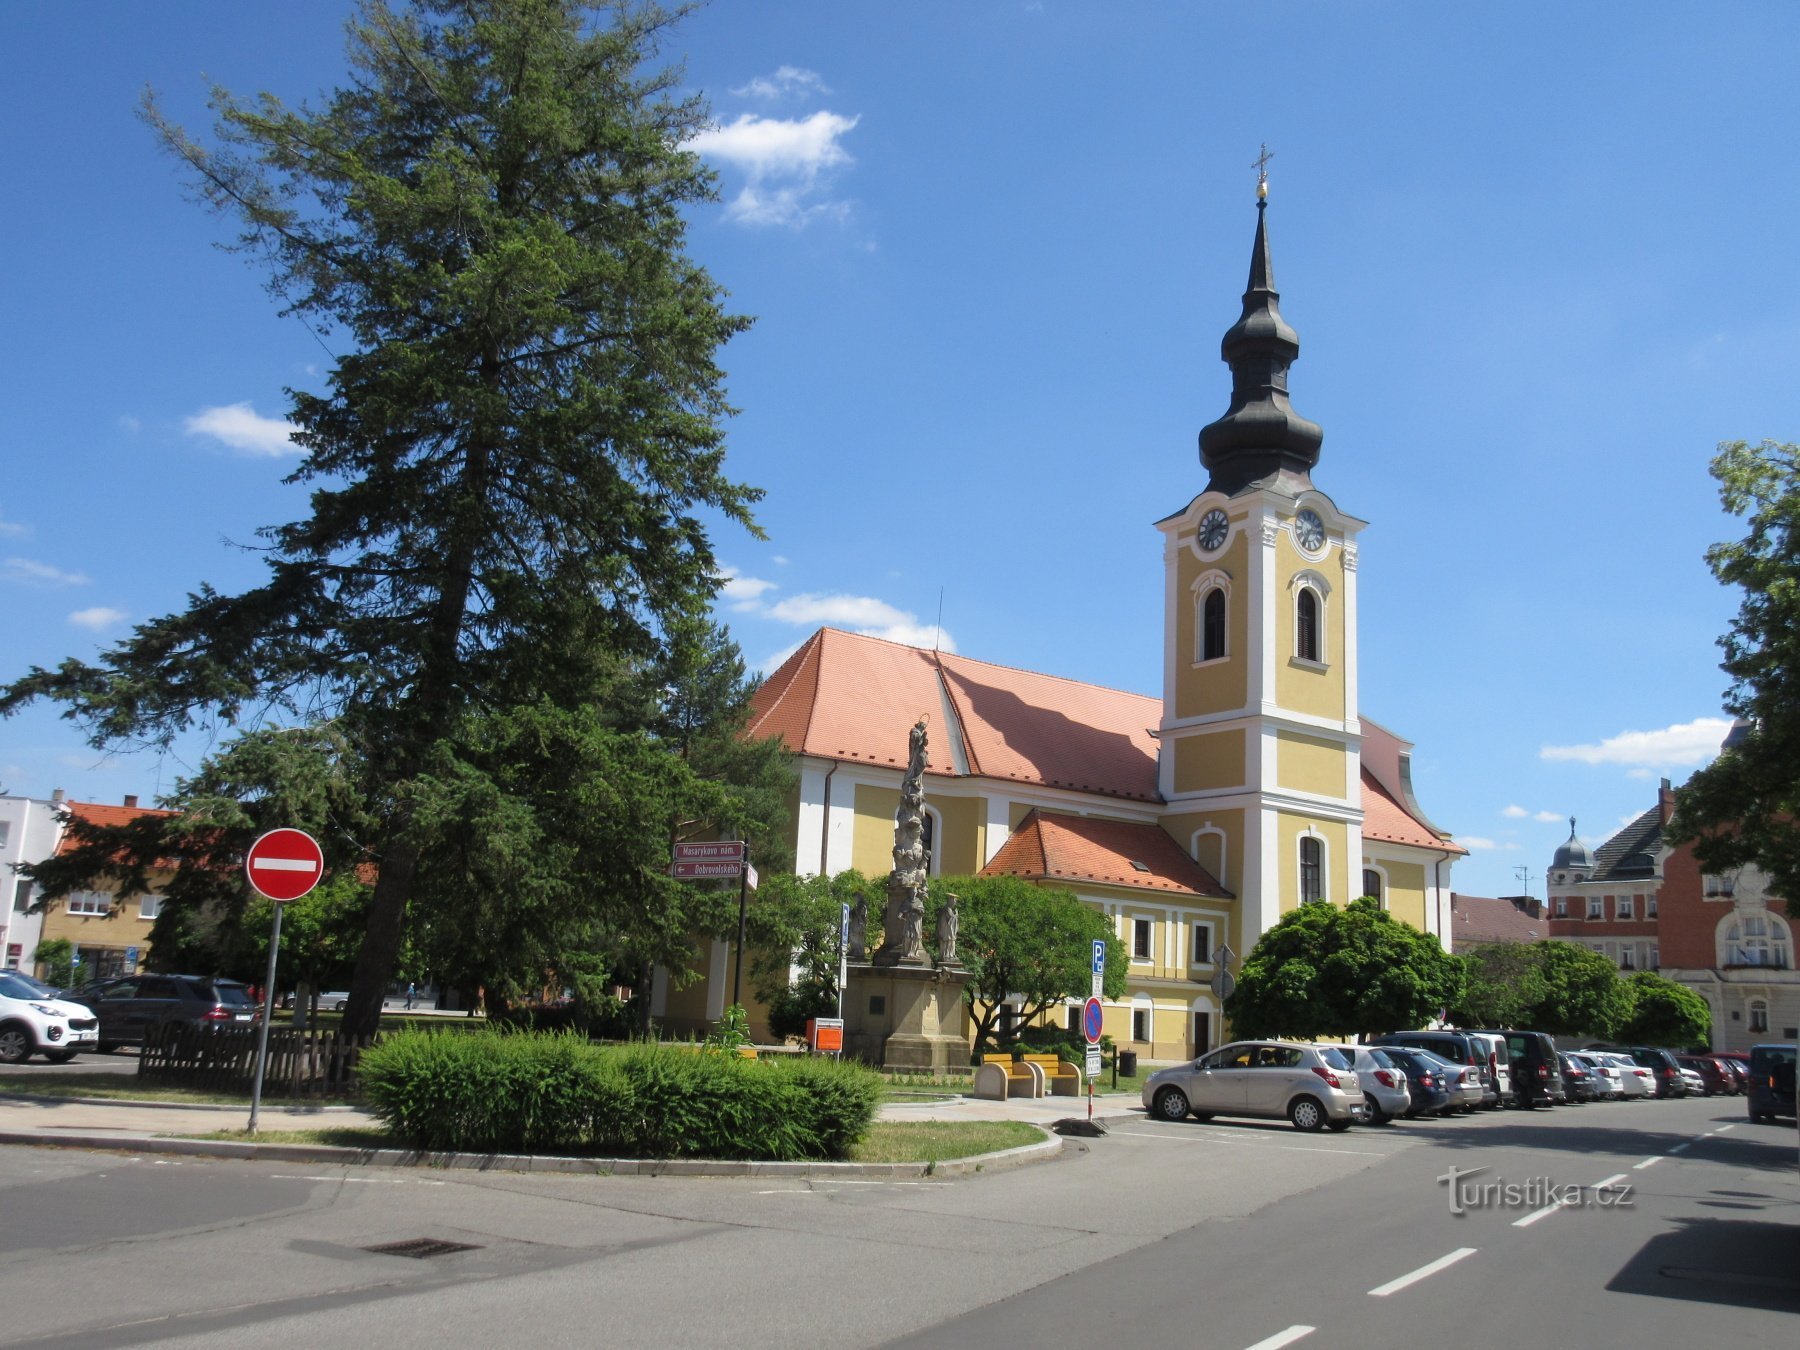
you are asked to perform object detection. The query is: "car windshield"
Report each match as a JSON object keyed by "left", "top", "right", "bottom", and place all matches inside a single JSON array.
[
  {"left": 1317, "top": 1047, "right": 1355, "bottom": 1070},
  {"left": 209, "top": 984, "right": 256, "bottom": 1007},
  {"left": 0, "top": 970, "right": 57, "bottom": 1000}
]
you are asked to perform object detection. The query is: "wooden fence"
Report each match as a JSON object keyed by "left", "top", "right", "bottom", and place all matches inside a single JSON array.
[{"left": 139, "top": 1023, "right": 375, "bottom": 1098}]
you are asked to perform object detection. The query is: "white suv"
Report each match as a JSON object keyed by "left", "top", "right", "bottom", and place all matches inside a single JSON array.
[{"left": 0, "top": 970, "right": 100, "bottom": 1064}]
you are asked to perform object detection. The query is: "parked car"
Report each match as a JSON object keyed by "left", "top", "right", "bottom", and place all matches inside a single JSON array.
[
  {"left": 1568, "top": 1052, "right": 1622, "bottom": 1100},
  {"left": 1558, "top": 1052, "right": 1600, "bottom": 1103},
  {"left": 1142, "top": 1040, "right": 1367, "bottom": 1132},
  {"left": 1371, "top": 1031, "right": 1500, "bottom": 1108},
  {"left": 1677, "top": 1066, "right": 1706, "bottom": 1096},
  {"left": 1490, "top": 1030, "right": 1565, "bottom": 1108},
  {"left": 1720, "top": 1057, "right": 1752, "bottom": 1094},
  {"left": 0, "top": 969, "right": 101, "bottom": 1064},
  {"left": 1412, "top": 1049, "right": 1487, "bottom": 1112},
  {"left": 1375, "top": 1045, "right": 1456, "bottom": 1117},
  {"left": 1746, "top": 1043, "right": 1797, "bottom": 1123},
  {"left": 279, "top": 989, "right": 351, "bottom": 1012},
  {"left": 1347, "top": 1046, "right": 1412, "bottom": 1125},
  {"left": 1458, "top": 1030, "right": 1515, "bottom": 1104},
  {"left": 1592, "top": 1051, "right": 1655, "bottom": 1099},
  {"left": 1677, "top": 1055, "right": 1734, "bottom": 1097},
  {"left": 1621, "top": 1047, "right": 1688, "bottom": 1098},
  {"left": 72, "top": 974, "right": 258, "bottom": 1051}
]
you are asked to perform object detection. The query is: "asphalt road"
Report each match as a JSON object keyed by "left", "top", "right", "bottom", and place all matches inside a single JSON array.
[
  {"left": 0, "top": 1048, "right": 143, "bottom": 1078},
  {"left": 1, "top": 1096, "right": 1795, "bottom": 1349}
]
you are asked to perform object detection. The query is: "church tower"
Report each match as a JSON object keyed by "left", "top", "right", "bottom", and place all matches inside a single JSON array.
[{"left": 1155, "top": 174, "right": 1366, "bottom": 960}]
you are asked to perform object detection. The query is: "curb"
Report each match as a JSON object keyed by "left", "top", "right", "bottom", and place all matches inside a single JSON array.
[
  {"left": 0, "top": 1123, "right": 1068, "bottom": 1179},
  {"left": 0, "top": 1092, "right": 361, "bottom": 1115}
]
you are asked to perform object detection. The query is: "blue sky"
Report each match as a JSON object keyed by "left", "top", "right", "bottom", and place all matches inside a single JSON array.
[{"left": 4, "top": 2, "right": 1798, "bottom": 903}]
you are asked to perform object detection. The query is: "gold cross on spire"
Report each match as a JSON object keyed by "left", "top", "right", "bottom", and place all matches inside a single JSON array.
[{"left": 1252, "top": 142, "right": 1273, "bottom": 200}]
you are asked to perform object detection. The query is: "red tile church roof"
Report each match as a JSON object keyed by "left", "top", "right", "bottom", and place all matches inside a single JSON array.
[{"left": 981, "top": 809, "right": 1232, "bottom": 897}]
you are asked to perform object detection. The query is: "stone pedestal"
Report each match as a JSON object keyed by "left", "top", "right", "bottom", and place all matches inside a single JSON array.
[{"left": 843, "top": 960, "right": 972, "bottom": 1072}]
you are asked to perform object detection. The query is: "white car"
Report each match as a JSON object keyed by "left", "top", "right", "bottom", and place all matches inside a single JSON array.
[
  {"left": 1678, "top": 1066, "right": 1706, "bottom": 1096},
  {"left": 1595, "top": 1051, "right": 1655, "bottom": 1099},
  {"left": 0, "top": 970, "right": 101, "bottom": 1064}
]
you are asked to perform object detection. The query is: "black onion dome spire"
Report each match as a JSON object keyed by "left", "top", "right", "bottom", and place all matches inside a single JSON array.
[{"left": 1198, "top": 192, "right": 1324, "bottom": 496}]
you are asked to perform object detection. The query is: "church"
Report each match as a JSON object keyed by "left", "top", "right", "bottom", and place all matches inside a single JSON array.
[{"left": 653, "top": 181, "right": 1464, "bottom": 1060}]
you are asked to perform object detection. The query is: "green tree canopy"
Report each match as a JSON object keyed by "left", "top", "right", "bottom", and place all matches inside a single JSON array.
[
  {"left": 1511, "top": 940, "right": 1634, "bottom": 1040},
  {"left": 1225, "top": 897, "right": 1465, "bottom": 1041},
  {"left": 2, "top": 1, "right": 762, "bottom": 1033},
  {"left": 1617, "top": 971, "right": 1712, "bottom": 1049},
  {"left": 1450, "top": 942, "right": 1549, "bottom": 1029},
  {"left": 743, "top": 870, "right": 878, "bottom": 1039},
  {"left": 927, "top": 875, "right": 1125, "bottom": 1055},
  {"left": 1669, "top": 439, "right": 1800, "bottom": 917}
]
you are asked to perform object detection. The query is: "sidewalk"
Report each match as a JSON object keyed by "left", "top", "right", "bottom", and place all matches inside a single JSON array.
[{"left": 0, "top": 1088, "right": 1145, "bottom": 1177}]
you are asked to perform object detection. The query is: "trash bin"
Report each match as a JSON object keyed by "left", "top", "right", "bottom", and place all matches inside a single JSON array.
[{"left": 1118, "top": 1049, "right": 1139, "bottom": 1076}]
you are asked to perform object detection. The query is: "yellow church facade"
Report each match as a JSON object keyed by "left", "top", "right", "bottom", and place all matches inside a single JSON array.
[{"left": 652, "top": 191, "right": 1463, "bottom": 1059}]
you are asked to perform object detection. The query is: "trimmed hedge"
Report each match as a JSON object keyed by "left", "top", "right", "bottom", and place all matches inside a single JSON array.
[{"left": 357, "top": 1029, "right": 882, "bottom": 1160}]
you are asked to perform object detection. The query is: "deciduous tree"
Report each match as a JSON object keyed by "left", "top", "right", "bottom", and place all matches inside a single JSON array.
[
  {"left": 1617, "top": 971, "right": 1712, "bottom": 1049},
  {"left": 928, "top": 876, "right": 1126, "bottom": 1055},
  {"left": 1225, "top": 897, "right": 1465, "bottom": 1041},
  {"left": 1670, "top": 439, "right": 1800, "bottom": 917},
  {"left": 1513, "top": 940, "right": 1633, "bottom": 1040}
]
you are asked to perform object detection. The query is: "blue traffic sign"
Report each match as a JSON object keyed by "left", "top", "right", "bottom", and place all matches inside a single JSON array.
[
  {"left": 1082, "top": 995, "right": 1105, "bottom": 1044},
  {"left": 1092, "top": 939, "right": 1106, "bottom": 975}
]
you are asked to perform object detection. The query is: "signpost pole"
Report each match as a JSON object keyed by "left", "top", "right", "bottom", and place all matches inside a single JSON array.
[
  {"left": 248, "top": 901, "right": 283, "bottom": 1134},
  {"left": 731, "top": 846, "right": 749, "bottom": 1008}
]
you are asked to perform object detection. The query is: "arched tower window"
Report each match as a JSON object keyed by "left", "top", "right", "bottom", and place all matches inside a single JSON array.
[
  {"left": 1201, "top": 587, "right": 1227, "bottom": 662},
  {"left": 1300, "top": 835, "right": 1324, "bottom": 904},
  {"left": 1296, "top": 587, "right": 1320, "bottom": 663},
  {"left": 1362, "top": 868, "right": 1383, "bottom": 904}
]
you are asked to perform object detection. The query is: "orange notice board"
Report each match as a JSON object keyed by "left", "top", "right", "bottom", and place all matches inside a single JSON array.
[{"left": 806, "top": 1018, "right": 844, "bottom": 1053}]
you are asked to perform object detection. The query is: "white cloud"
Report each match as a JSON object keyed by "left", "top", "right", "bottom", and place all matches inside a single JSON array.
[
  {"left": 2, "top": 557, "right": 89, "bottom": 586},
  {"left": 689, "top": 111, "right": 859, "bottom": 227},
  {"left": 1541, "top": 717, "right": 1734, "bottom": 768},
  {"left": 718, "top": 566, "right": 779, "bottom": 612},
  {"left": 68, "top": 606, "right": 126, "bottom": 630},
  {"left": 0, "top": 512, "right": 26, "bottom": 539},
  {"left": 1456, "top": 836, "right": 1519, "bottom": 853},
  {"left": 183, "top": 401, "right": 300, "bottom": 457},
  {"left": 1533, "top": 809, "right": 1562, "bottom": 822},
  {"left": 756, "top": 590, "right": 956, "bottom": 652},
  {"left": 732, "top": 66, "right": 831, "bottom": 101},
  {"left": 117, "top": 415, "right": 142, "bottom": 434},
  {"left": 1504, "top": 804, "right": 1564, "bottom": 822}
]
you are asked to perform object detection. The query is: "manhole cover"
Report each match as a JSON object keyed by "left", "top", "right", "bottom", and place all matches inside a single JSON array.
[{"left": 363, "top": 1238, "right": 482, "bottom": 1260}]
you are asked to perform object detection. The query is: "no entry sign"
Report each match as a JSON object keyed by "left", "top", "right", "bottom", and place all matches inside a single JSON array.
[{"left": 244, "top": 828, "right": 324, "bottom": 903}]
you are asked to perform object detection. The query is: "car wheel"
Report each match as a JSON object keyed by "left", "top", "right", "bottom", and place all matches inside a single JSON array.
[
  {"left": 1289, "top": 1095, "right": 1326, "bottom": 1132},
  {"left": 1366, "top": 1104, "right": 1389, "bottom": 1126},
  {"left": 1152, "top": 1087, "right": 1191, "bottom": 1122},
  {"left": 42, "top": 1049, "right": 77, "bottom": 1063},
  {"left": 0, "top": 1025, "right": 32, "bottom": 1065},
  {"left": 334, "top": 1000, "right": 347, "bottom": 1012}
]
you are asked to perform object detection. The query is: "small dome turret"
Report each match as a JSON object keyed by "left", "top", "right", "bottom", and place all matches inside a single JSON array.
[{"left": 1551, "top": 817, "right": 1592, "bottom": 872}]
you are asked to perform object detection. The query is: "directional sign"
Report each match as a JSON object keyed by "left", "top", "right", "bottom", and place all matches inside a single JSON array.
[
  {"left": 672, "top": 860, "right": 745, "bottom": 879},
  {"left": 1082, "top": 995, "right": 1105, "bottom": 1045},
  {"left": 244, "top": 828, "right": 324, "bottom": 903},
  {"left": 673, "top": 841, "right": 747, "bottom": 862}
]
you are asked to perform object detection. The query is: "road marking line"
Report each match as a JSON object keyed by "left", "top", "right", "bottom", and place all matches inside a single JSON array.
[
  {"left": 1107, "top": 1129, "right": 1388, "bottom": 1157},
  {"left": 1633, "top": 1156, "right": 1662, "bottom": 1170},
  {"left": 1592, "top": 1173, "right": 1628, "bottom": 1190},
  {"left": 1512, "top": 1200, "right": 1573, "bottom": 1228},
  {"left": 1714, "top": 1123, "right": 1736, "bottom": 1133},
  {"left": 1244, "top": 1326, "right": 1315, "bottom": 1350},
  {"left": 1368, "top": 1247, "right": 1477, "bottom": 1297},
  {"left": 1669, "top": 1142, "right": 1690, "bottom": 1153}
]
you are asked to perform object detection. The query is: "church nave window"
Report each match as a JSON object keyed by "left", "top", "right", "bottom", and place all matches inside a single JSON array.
[{"left": 1296, "top": 586, "right": 1321, "bottom": 663}]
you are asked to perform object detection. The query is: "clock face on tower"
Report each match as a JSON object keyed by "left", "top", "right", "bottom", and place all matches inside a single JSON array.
[
  {"left": 1198, "top": 509, "right": 1229, "bottom": 552},
  {"left": 1294, "top": 509, "right": 1326, "bottom": 554}
]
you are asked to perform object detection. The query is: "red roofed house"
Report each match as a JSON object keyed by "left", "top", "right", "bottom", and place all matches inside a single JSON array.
[
  {"left": 36, "top": 796, "right": 176, "bottom": 982},
  {"left": 655, "top": 193, "right": 1464, "bottom": 1062},
  {"left": 1449, "top": 894, "right": 1548, "bottom": 952}
]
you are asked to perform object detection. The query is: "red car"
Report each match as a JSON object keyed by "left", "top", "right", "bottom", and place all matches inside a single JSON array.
[{"left": 1678, "top": 1054, "right": 1735, "bottom": 1096}]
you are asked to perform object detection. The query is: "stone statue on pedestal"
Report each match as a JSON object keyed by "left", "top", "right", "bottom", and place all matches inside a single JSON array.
[
  {"left": 878, "top": 716, "right": 932, "bottom": 965},
  {"left": 936, "top": 891, "right": 959, "bottom": 966},
  {"left": 846, "top": 894, "right": 867, "bottom": 959}
]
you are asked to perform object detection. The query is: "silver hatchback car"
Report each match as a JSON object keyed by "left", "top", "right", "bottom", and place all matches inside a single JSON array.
[{"left": 1142, "top": 1039, "right": 1366, "bottom": 1132}]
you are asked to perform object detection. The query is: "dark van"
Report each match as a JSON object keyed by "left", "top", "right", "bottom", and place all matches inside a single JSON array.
[
  {"left": 1492, "top": 1030, "right": 1564, "bottom": 1107},
  {"left": 1371, "top": 1031, "right": 1500, "bottom": 1108},
  {"left": 1747, "top": 1043, "right": 1797, "bottom": 1123}
]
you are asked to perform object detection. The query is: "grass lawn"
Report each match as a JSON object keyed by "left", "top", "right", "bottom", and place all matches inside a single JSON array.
[{"left": 179, "top": 1119, "right": 1048, "bottom": 1164}]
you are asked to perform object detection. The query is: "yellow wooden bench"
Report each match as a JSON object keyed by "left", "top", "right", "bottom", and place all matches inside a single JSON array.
[
  {"left": 1022, "top": 1053, "right": 1083, "bottom": 1096},
  {"left": 972, "top": 1053, "right": 1045, "bottom": 1100}
]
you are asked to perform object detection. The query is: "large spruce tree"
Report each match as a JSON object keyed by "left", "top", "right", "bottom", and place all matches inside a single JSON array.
[{"left": 2, "top": 1, "right": 761, "bottom": 1033}]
